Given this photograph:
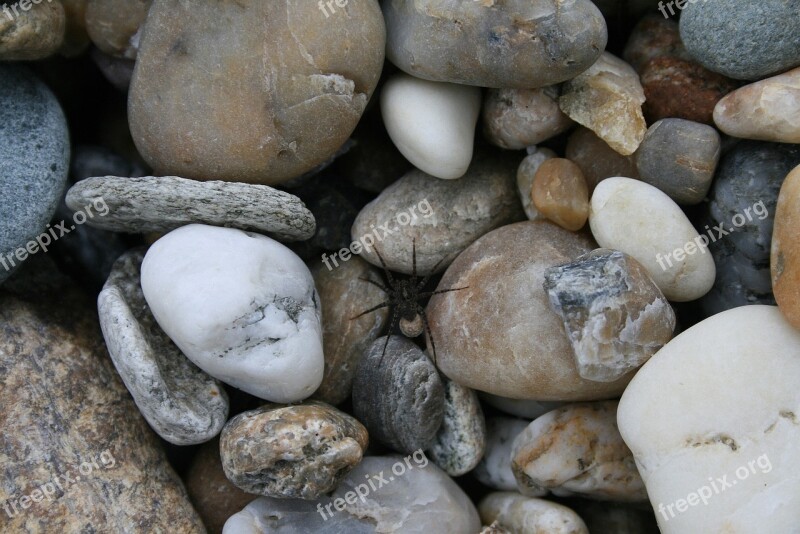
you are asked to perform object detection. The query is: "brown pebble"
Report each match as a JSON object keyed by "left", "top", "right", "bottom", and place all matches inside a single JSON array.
[
  {"left": 565, "top": 127, "right": 639, "bottom": 193},
  {"left": 772, "top": 165, "right": 800, "bottom": 330},
  {"left": 532, "top": 159, "right": 589, "bottom": 231}
]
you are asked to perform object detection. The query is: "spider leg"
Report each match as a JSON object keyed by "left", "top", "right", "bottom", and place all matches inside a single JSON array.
[
  {"left": 418, "top": 307, "right": 438, "bottom": 366},
  {"left": 417, "top": 286, "right": 470, "bottom": 300},
  {"left": 351, "top": 301, "right": 390, "bottom": 320},
  {"left": 358, "top": 276, "right": 390, "bottom": 294},
  {"left": 372, "top": 244, "right": 397, "bottom": 287},
  {"left": 377, "top": 311, "right": 399, "bottom": 368}
]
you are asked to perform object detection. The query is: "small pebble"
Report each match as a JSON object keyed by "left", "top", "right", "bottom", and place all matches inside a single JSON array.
[
  {"left": 532, "top": 158, "right": 590, "bottom": 231},
  {"left": 479, "top": 492, "right": 589, "bottom": 534},
  {"left": 565, "top": 127, "right": 639, "bottom": 192},
  {"left": 427, "top": 378, "right": 486, "bottom": 477},
  {"left": 473, "top": 416, "right": 533, "bottom": 492},
  {"left": 516, "top": 147, "right": 556, "bottom": 220},
  {"left": 482, "top": 87, "right": 573, "bottom": 150},
  {"left": 772, "top": 165, "right": 800, "bottom": 330}
]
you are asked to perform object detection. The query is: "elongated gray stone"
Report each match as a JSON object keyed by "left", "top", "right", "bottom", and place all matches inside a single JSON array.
[
  {"left": 427, "top": 379, "right": 486, "bottom": 477},
  {"left": 98, "top": 248, "right": 229, "bottom": 445},
  {"left": 66, "top": 175, "right": 316, "bottom": 241}
]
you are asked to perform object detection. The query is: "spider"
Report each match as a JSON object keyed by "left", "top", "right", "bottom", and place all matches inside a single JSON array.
[{"left": 351, "top": 239, "right": 468, "bottom": 366}]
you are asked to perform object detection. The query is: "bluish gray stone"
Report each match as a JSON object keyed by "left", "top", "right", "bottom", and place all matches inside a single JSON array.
[
  {"left": 0, "top": 65, "right": 70, "bottom": 284},
  {"left": 680, "top": 0, "right": 800, "bottom": 80}
]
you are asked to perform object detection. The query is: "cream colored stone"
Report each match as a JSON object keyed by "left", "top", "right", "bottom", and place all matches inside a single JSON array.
[{"left": 479, "top": 492, "right": 588, "bottom": 534}]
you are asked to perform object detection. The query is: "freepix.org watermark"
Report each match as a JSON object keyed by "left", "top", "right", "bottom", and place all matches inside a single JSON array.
[
  {"left": 321, "top": 198, "right": 433, "bottom": 271},
  {"left": 2, "top": 0, "right": 55, "bottom": 21}
]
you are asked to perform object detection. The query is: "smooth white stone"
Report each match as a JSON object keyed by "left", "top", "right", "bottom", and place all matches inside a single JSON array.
[
  {"left": 473, "top": 416, "right": 541, "bottom": 493},
  {"left": 589, "top": 177, "right": 716, "bottom": 302},
  {"left": 618, "top": 306, "right": 800, "bottom": 534},
  {"left": 381, "top": 73, "right": 481, "bottom": 180},
  {"left": 479, "top": 492, "right": 589, "bottom": 534},
  {"left": 141, "top": 224, "right": 323, "bottom": 403}
]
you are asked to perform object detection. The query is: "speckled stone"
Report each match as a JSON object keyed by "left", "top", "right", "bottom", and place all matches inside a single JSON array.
[
  {"left": 98, "top": 249, "right": 229, "bottom": 445},
  {"left": 532, "top": 158, "right": 590, "bottom": 231},
  {"left": 382, "top": 0, "right": 607, "bottom": 89},
  {"left": 473, "top": 416, "right": 534, "bottom": 492},
  {"left": 511, "top": 401, "right": 646, "bottom": 501},
  {"left": 544, "top": 250, "right": 675, "bottom": 382},
  {"left": 427, "top": 378, "right": 486, "bottom": 477},
  {"left": 66, "top": 175, "right": 316, "bottom": 241},
  {"left": 220, "top": 401, "right": 368, "bottom": 499},
  {"left": 0, "top": 1, "right": 65, "bottom": 60},
  {"left": 772, "top": 165, "right": 800, "bottom": 330},
  {"left": 565, "top": 127, "right": 639, "bottom": 192},
  {"left": 635, "top": 118, "right": 720, "bottom": 205},
  {"left": 0, "top": 258, "right": 204, "bottom": 532},
  {"left": 479, "top": 492, "right": 588, "bottom": 534},
  {"left": 85, "top": 0, "right": 151, "bottom": 59},
  {"left": 516, "top": 147, "right": 556, "bottom": 220},
  {"left": 0, "top": 65, "right": 70, "bottom": 285},
  {"left": 483, "top": 86, "right": 573, "bottom": 149},
  {"left": 352, "top": 336, "right": 444, "bottom": 454},
  {"left": 680, "top": 0, "right": 800, "bottom": 80},
  {"left": 129, "top": 0, "right": 385, "bottom": 185}
]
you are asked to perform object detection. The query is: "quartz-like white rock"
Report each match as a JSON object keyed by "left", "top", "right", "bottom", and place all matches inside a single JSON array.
[
  {"left": 590, "top": 177, "right": 716, "bottom": 302},
  {"left": 141, "top": 224, "right": 323, "bottom": 403},
  {"left": 473, "top": 416, "right": 539, "bottom": 493},
  {"left": 381, "top": 73, "right": 481, "bottom": 180},
  {"left": 618, "top": 305, "right": 800, "bottom": 534},
  {"left": 479, "top": 492, "right": 589, "bottom": 534}
]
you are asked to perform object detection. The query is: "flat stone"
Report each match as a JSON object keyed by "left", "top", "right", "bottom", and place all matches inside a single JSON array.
[
  {"left": 381, "top": 73, "right": 481, "bottom": 180},
  {"left": 479, "top": 492, "right": 588, "bottom": 534},
  {"left": 0, "top": 1, "right": 64, "bottom": 59},
  {"left": 714, "top": 66, "right": 800, "bottom": 144},
  {"left": 772, "top": 164, "right": 800, "bottom": 330},
  {"left": 351, "top": 152, "right": 524, "bottom": 276},
  {"left": 427, "top": 220, "right": 632, "bottom": 400},
  {"left": 680, "top": 0, "right": 800, "bottom": 80},
  {"left": 565, "top": 127, "right": 639, "bottom": 191},
  {"left": 129, "top": 0, "right": 385, "bottom": 185},
  {"left": 511, "top": 401, "right": 646, "bottom": 501},
  {"left": 0, "top": 65, "right": 70, "bottom": 285},
  {"left": 220, "top": 401, "right": 368, "bottom": 499},
  {"left": 635, "top": 118, "right": 720, "bottom": 205},
  {"left": 544, "top": 250, "right": 675, "bottom": 382},
  {"left": 483, "top": 87, "right": 573, "bottom": 150},
  {"left": 66, "top": 175, "right": 316, "bottom": 241},
  {"left": 473, "top": 416, "right": 533, "bottom": 492},
  {"left": 516, "top": 147, "right": 556, "bottom": 220},
  {"left": 532, "top": 158, "right": 590, "bottom": 231},
  {"left": 224, "top": 456, "right": 481, "bottom": 533},
  {"left": 427, "top": 378, "right": 486, "bottom": 477},
  {"left": 85, "top": 0, "right": 150, "bottom": 59},
  {"left": 352, "top": 336, "right": 444, "bottom": 454},
  {"left": 98, "top": 249, "right": 229, "bottom": 445},
  {"left": 382, "top": 0, "right": 607, "bottom": 89},
  {"left": 590, "top": 177, "right": 716, "bottom": 302},
  {"left": 618, "top": 306, "right": 800, "bottom": 533},
  {"left": 141, "top": 224, "right": 324, "bottom": 403},
  {"left": 311, "top": 256, "right": 388, "bottom": 405},
  {"left": 559, "top": 52, "right": 647, "bottom": 156}
]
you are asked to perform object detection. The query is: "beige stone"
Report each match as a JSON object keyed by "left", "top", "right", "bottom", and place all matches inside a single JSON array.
[
  {"left": 0, "top": 1, "right": 65, "bottom": 60},
  {"left": 532, "top": 158, "right": 590, "bottom": 231},
  {"left": 483, "top": 87, "right": 574, "bottom": 150},
  {"left": 86, "top": 0, "right": 151, "bottom": 59},
  {"left": 479, "top": 492, "right": 589, "bottom": 534},
  {"left": 772, "top": 164, "right": 800, "bottom": 330}
]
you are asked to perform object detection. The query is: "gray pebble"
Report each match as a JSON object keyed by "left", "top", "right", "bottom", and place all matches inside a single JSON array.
[
  {"left": 65, "top": 175, "right": 316, "bottom": 241},
  {"left": 98, "top": 249, "right": 229, "bottom": 445},
  {"left": 352, "top": 336, "right": 445, "bottom": 454},
  {"left": 427, "top": 379, "right": 486, "bottom": 477}
]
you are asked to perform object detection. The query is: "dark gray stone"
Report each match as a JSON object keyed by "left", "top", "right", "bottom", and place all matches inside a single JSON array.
[
  {"left": 352, "top": 336, "right": 445, "bottom": 454},
  {"left": 0, "top": 65, "right": 70, "bottom": 284},
  {"left": 680, "top": 0, "right": 800, "bottom": 80},
  {"left": 427, "top": 378, "right": 486, "bottom": 477}
]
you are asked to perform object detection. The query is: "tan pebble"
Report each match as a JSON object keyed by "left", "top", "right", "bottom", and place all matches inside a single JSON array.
[
  {"left": 772, "top": 164, "right": 800, "bottom": 329},
  {"left": 532, "top": 158, "right": 590, "bottom": 231}
]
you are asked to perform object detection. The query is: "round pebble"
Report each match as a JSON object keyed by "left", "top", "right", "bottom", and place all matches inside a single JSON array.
[{"left": 532, "top": 158, "right": 590, "bottom": 231}]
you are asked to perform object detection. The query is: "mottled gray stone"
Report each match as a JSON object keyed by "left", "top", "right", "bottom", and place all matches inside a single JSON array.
[
  {"left": 66, "top": 175, "right": 315, "bottom": 241},
  {"left": 635, "top": 118, "right": 720, "bottom": 205},
  {"left": 427, "top": 379, "right": 486, "bottom": 477},
  {"left": 544, "top": 250, "right": 675, "bottom": 382},
  {"left": 98, "top": 249, "right": 229, "bottom": 445},
  {"left": 383, "top": 0, "right": 607, "bottom": 89},
  {"left": 473, "top": 416, "right": 533, "bottom": 493},
  {"left": 352, "top": 336, "right": 444, "bottom": 454},
  {"left": 220, "top": 401, "right": 368, "bottom": 499},
  {"left": 483, "top": 86, "right": 573, "bottom": 149},
  {"left": 680, "top": 0, "right": 800, "bottom": 80},
  {"left": 0, "top": 65, "right": 70, "bottom": 285}
]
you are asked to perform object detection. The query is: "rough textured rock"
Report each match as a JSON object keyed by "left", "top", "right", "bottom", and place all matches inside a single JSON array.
[
  {"left": 220, "top": 402, "right": 368, "bottom": 499},
  {"left": 311, "top": 257, "right": 388, "bottom": 405},
  {"left": 0, "top": 65, "right": 70, "bottom": 285},
  {"left": 618, "top": 306, "right": 800, "bottom": 533},
  {"left": 565, "top": 126, "right": 639, "bottom": 192},
  {"left": 532, "top": 158, "right": 590, "bottom": 231},
  {"left": 559, "top": 52, "right": 647, "bottom": 156},
  {"left": 186, "top": 438, "right": 255, "bottom": 534},
  {"left": 129, "top": 0, "right": 385, "bottom": 185},
  {"left": 772, "top": 165, "right": 800, "bottom": 330},
  {"left": 427, "top": 379, "right": 486, "bottom": 477},
  {"left": 381, "top": 73, "right": 481, "bottom": 180},
  {"left": 680, "top": 0, "right": 800, "bottom": 80},
  {"left": 635, "top": 118, "right": 720, "bottom": 205},
  {"left": 511, "top": 401, "right": 646, "bottom": 501},
  {"left": 544, "top": 250, "right": 675, "bottom": 382},
  {"left": 382, "top": 0, "right": 607, "bottom": 89},
  {"left": 473, "top": 416, "right": 533, "bottom": 492},
  {"left": 352, "top": 336, "right": 444, "bottom": 454},
  {"left": 351, "top": 153, "right": 524, "bottom": 276},
  {"left": 224, "top": 456, "right": 481, "bottom": 533},
  {"left": 483, "top": 87, "right": 573, "bottom": 150},
  {"left": 86, "top": 0, "right": 150, "bottom": 59},
  {"left": 0, "top": 258, "right": 204, "bottom": 532},
  {"left": 66, "top": 175, "right": 315, "bottom": 241},
  {"left": 479, "top": 492, "right": 589, "bottom": 534},
  {"left": 427, "top": 221, "right": 632, "bottom": 400},
  {"left": 516, "top": 147, "right": 556, "bottom": 220},
  {"left": 714, "top": 66, "right": 800, "bottom": 144},
  {"left": 0, "top": 1, "right": 65, "bottom": 60},
  {"left": 141, "top": 224, "right": 324, "bottom": 403}
]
